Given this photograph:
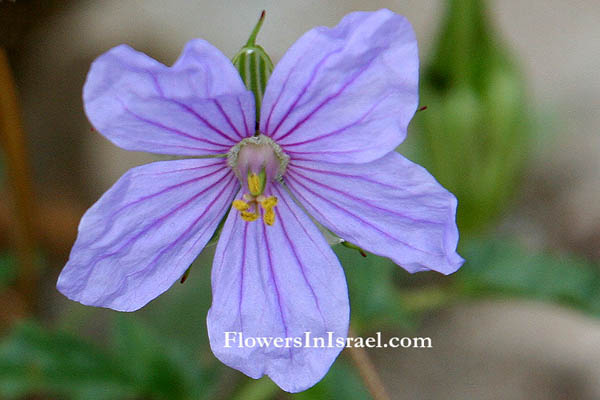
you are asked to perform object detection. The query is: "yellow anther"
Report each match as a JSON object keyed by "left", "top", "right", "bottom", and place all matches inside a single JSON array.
[
  {"left": 260, "top": 196, "right": 278, "bottom": 210},
  {"left": 233, "top": 194, "right": 277, "bottom": 226},
  {"left": 232, "top": 200, "right": 249, "bottom": 211},
  {"left": 241, "top": 211, "right": 259, "bottom": 222},
  {"left": 263, "top": 207, "right": 276, "bottom": 226}
]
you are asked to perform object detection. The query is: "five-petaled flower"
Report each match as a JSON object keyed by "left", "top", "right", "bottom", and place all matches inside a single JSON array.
[{"left": 57, "top": 9, "right": 463, "bottom": 392}]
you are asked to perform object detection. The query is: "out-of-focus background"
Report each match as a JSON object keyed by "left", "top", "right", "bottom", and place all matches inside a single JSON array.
[{"left": 1, "top": 0, "right": 599, "bottom": 399}]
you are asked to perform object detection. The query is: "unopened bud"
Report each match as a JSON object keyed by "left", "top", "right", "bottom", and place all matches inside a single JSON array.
[
  {"left": 232, "top": 10, "right": 274, "bottom": 125},
  {"left": 412, "top": 0, "right": 530, "bottom": 233}
]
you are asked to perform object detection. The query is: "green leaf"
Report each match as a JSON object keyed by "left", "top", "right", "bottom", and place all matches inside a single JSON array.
[
  {"left": 457, "top": 237, "right": 600, "bottom": 315},
  {"left": 0, "top": 316, "right": 221, "bottom": 400},
  {"left": 111, "top": 314, "right": 220, "bottom": 400},
  {"left": 0, "top": 321, "right": 135, "bottom": 400}
]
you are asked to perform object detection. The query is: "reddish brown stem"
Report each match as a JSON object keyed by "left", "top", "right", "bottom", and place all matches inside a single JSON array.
[
  {"left": 0, "top": 47, "right": 39, "bottom": 313},
  {"left": 347, "top": 327, "right": 391, "bottom": 400}
]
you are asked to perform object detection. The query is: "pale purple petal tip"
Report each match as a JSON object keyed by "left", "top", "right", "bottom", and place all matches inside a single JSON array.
[
  {"left": 57, "top": 159, "right": 238, "bottom": 311},
  {"left": 207, "top": 185, "right": 349, "bottom": 392},
  {"left": 286, "top": 152, "right": 464, "bottom": 275},
  {"left": 83, "top": 40, "right": 255, "bottom": 156},
  {"left": 260, "top": 9, "right": 419, "bottom": 164}
]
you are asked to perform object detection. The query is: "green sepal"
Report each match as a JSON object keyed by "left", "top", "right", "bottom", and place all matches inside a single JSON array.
[{"left": 232, "top": 10, "right": 274, "bottom": 126}]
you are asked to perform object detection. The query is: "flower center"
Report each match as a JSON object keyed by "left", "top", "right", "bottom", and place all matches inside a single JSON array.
[{"left": 227, "top": 134, "right": 289, "bottom": 225}]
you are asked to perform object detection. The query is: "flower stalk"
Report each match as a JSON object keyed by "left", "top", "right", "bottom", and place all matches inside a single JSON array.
[{"left": 347, "top": 327, "right": 391, "bottom": 400}]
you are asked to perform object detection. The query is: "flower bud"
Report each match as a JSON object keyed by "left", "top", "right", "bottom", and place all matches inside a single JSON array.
[
  {"left": 232, "top": 10, "right": 274, "bottom": 125},
  {"left": 411, "top": 0, "right": 530, "bottom": 233}
]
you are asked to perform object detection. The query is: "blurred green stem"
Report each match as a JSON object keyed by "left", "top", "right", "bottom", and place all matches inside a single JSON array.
[
  {"left": 0, "top": 47, "right": 39, "bottom": 313},
  {"left": 347, "top": 326, "right": 391, "bottom": 400}
]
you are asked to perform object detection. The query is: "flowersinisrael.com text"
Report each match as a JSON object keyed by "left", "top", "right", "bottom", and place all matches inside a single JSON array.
[{"left": 224, "top": 331, "right": 432, "bottom": 349}]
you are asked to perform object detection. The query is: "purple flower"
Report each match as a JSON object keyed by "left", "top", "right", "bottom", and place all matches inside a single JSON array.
[{"left": 57, "top": 9, "right": 463, "bottom": 392}]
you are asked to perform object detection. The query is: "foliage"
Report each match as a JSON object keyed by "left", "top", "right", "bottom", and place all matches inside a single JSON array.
[
  {"left": 457, "top": 237, "right": 600, "bottom": 315},
  {"left": 0, "top": 317, "right": 219, "bottom": 400}
]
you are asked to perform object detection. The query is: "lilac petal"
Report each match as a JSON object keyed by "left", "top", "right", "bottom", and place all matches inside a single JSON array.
[
  {"left": 207, "top": 185, "right": 349, "bottom": 393},
  {"left": 84, "top": 40, "right": 255, "bottom": 155},
  {"left": 260, "top": 9, "right": 418, "bottom": 164},
  {"left": 57, "top": 159, "right": 238, "bottom": 311},
  {"left": 285, "top": 152, "right": 464, "bottom": 274}
]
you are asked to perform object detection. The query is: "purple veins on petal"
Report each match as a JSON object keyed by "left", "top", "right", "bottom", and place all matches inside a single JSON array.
[
  {"left": 59, "top": 7, "right": 465, "bottom": 394},
  {"left": 83, "top": 40, "right": 255, "bottom": 156},
  {"left": 273, "top": 54, "right": 378, "bottom": 143},
  {"left": 260, "top": 9, "right": 419, "bottom": 164},
  {"left": 207, "top": 185, "right": 349, "bottom": 393},
  {"left": 284, "top": 152, "right": 464, "bottom": 275},
  {"left": 264, "top": 46, "right": 344, "bottom": 137},
  {"left": 57, "top": 159, "right": 239, "bottom": 312}
]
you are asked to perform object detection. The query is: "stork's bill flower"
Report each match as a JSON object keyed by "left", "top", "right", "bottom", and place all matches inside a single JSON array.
[{"left": 57, "top": 9, "right": 463, "bottom": 392}]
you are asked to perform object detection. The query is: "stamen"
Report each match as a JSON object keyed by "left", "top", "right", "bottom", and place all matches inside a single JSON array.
[
  {"left": 260, "top": 196, "right": 278, "bottom": 226},
  {"left": 232, "top": 200, "right": 249, "bottom": 211},
  {"left": 231, "top": 195, "right": 278, "bottom": 226},
  {"left": 260, "top": 196, "right": 277, "bottom": 210},
  {"left": 263, "top": 208, "right": 275, "bottom": 226},
  {"left": 241, "top": 211, "right": 260, "bottom": 222}
]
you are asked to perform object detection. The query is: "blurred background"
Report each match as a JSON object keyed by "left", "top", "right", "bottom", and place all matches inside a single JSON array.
[{"left": 1, "top": 0, "right": 599, "bottom": 399}]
